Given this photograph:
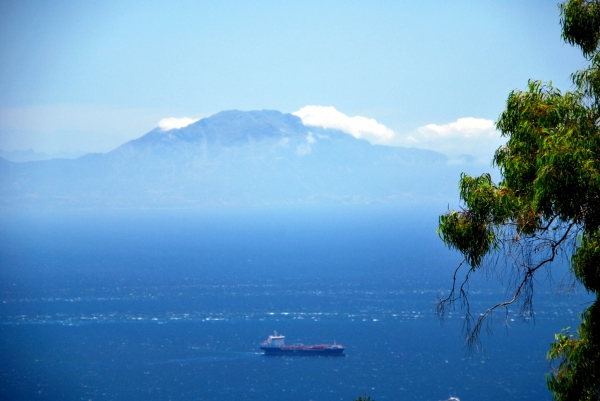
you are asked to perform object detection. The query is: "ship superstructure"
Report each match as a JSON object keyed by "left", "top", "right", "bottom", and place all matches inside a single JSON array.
[{"left": 260, "top": 331, "right": 345, "bottom": 356}]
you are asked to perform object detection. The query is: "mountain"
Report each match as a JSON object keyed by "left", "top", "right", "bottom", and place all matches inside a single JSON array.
[{"left": 0, "top": 109, "right": 470, "bottom": 209}]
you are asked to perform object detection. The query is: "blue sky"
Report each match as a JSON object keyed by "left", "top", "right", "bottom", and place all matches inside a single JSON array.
[{"left": 0, "top": 0, "right": 584, "bottom": 160}]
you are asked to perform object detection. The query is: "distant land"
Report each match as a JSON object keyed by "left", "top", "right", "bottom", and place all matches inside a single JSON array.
[
  {"left": 0, "top": 149, "right": 85, "bottom": 162},
  {"left": 0, "top": 110, "right": 488, "bottom": 209}
]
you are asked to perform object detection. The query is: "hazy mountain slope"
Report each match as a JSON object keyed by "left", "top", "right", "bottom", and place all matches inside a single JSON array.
[
  {"left": 0, "top": 110, "right": 463, "bottom": 208},
  {"left": 0, "top": 149, "right": 86, "bottom": 162}
]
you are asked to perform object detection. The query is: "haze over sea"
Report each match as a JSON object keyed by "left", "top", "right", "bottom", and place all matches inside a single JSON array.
[
  {"left": 0, "top": 2, "right": 593, "bottom": 400},
  {"left": 0, "top": 205, "right": 590, "bottom": 401}
]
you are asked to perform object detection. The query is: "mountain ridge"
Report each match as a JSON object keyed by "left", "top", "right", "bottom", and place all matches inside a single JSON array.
[
  {"left": 121, "top": 110, "right": 311, "bottom": 149},
  {"left": 0, "top": 109, "right": 472, "bottom": 209}
]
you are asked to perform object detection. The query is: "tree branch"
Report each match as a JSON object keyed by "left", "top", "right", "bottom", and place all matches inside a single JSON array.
[{"left": 438, "top": 216, "right": 581, "bottom": 352}]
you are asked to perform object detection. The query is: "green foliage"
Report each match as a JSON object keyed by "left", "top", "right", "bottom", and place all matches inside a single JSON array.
[
  {"left": 573, "top": 231, "right": 600, "bottom": 292},
  {"left": 495, "top": 80, "right": 600, "bottom": 230},
  {"left": 547, "top": 304, "right": 600, "bottom": 400},
  {"left": 560, "top": 0, "right": 600, "bottom": 58},
  {"left": 438, "top": 173, "right": 513, "bottom": 268},
  {"left": 437, "top": 1, "right": 600, "bottom": 399}
]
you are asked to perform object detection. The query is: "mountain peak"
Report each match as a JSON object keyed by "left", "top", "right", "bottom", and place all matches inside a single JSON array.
[
  {"left": 1, "top": 108, "right": 461, "bottom": 209},
  {"left": 126, "top": 109, "right": 309, "bottom": 149}
]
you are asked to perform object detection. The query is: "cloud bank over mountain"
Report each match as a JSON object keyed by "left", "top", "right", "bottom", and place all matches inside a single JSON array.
[
  {"left": 158, "top": 117, "right": 199, "bottom": 131},
  {"left": 0, "top": 102, "right": 504, "bottom": 165},
  {"left": 293, "top": 106, "right": 395, "bottom": 144},
  {"left": 406, "top": 117, "right": 504, "bottom": 164},
  {"left": 292, "top": 106, "right": 504, "bottom": 164},
  {"left": 1, "top": 109, "right": 481, "bottom": 209}
]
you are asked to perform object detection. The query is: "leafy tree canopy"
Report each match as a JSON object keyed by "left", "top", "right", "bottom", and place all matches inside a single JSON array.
[{"left": 437, "top": 1, "right": 600, "bottom": 399}]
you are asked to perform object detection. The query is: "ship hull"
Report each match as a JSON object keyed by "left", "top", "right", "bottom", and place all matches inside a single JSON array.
[{"left": 260, "top": 346, "right": 345, "bottom": 356}]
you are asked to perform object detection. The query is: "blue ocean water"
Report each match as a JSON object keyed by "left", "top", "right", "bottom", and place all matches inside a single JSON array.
[{"left": 0, "top": 206, "right": 592, "bottom": 400}]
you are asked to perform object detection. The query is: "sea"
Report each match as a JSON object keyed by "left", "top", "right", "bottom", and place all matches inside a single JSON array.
[{"left": 0, "top": 205, "right": 593, "bottom": 401}]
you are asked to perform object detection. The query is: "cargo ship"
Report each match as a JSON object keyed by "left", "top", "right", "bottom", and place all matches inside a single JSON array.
[{"left": 260, "top": 331, "right": 345, "bottom": 356}]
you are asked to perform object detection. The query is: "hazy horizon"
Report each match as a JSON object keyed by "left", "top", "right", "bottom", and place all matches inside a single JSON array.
[
  {"left": 0, "top": 2, "right": 584, "bottom": 161},
  {"left": 0, "top": 3, "right": 588, "bottom": 400}
]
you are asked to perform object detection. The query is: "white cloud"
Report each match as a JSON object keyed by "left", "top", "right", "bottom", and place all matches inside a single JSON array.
[
  {"left": 293, "top": 105, "right": 395, "bottom": 144},
  {"left": 158, "top": 117, "right": 199, "bottom": 131},
  {"left": 418, "top": 118, "right": 496, "bottom": 138},
  {"left": 292, "top": 106, "right": 503, "bottom": 163},
  {"left": 394, "top": 117, "right": 504, "bottom": 164}
]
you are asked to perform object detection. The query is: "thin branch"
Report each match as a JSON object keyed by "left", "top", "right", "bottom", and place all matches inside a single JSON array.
[
  {"left": 436, "top": 259, "right": 466, "bottom": 314},
  {"left": 464, "top": 219, "right": 579, "bottom": 349}
]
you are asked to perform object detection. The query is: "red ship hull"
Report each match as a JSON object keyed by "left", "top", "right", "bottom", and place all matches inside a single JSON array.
[
  {"left": 260, "top": 332, "right": 345, "bottom": 356},
  {"left": 260, "top": 344, "right": 345, "bottom": 356}
]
